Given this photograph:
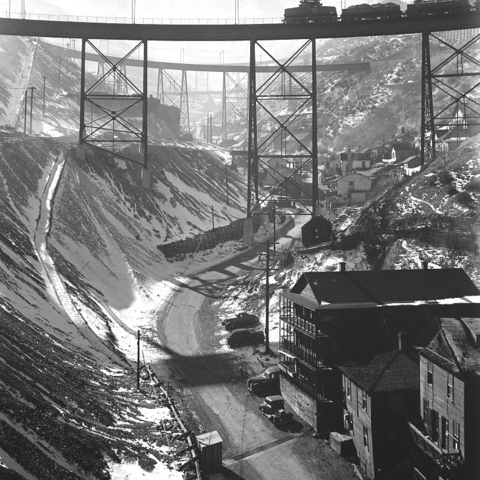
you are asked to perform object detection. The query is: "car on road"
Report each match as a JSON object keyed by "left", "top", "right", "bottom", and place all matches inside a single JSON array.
[
  {"left": 222, "top": 312, "right": 260, "bottom": 331},
  {"left": 246, "top": 365, "right": 281, "bottom": 393},
  {"left": 259, "top": 395, "right": 294, "bottom": 426},
  {"left": 227, "top": 328, "right": 264, "bottom": 348}
]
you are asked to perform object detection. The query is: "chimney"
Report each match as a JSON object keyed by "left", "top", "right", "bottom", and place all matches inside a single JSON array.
[
  {"left": 422, "top": 260, "right": 429, "bottom": 270},
  {"left": 339, "top": 262, "right": 346, "bottom": 272},
  {"left": 398, "top": 332, "right": 406, "bottom": 351}
]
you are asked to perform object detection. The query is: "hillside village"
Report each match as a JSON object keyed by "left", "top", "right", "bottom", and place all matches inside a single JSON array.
[{"left": 0, "top": 11, "right": 480, "bottom": 480}]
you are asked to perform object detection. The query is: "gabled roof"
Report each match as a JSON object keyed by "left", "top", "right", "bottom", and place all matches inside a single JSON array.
[
  {"left": 302, "top": 215, "right": 332, "bottom": 231},
  {"left": 416, "top": 317, "right": 480, "bottom": 376},
  {"left": 336, "top": 172, "right": 372, "bottom": 182},
  {"left": 284, "top": 269, "right": 480, "bottom": 310},
  {"left": 397, "top": 155, "right": 420, "bottom": 166},
  {"left": 340, "top": 350, "right": 419, "bottom": 393}
]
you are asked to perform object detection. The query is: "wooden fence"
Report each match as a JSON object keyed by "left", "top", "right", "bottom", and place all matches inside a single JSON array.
[{"left": 158, "top": 216, "right": 262, "bottom": 259}]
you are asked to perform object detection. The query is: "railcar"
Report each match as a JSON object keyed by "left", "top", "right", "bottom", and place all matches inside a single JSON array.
[
  {"left": 283, "top": 0, "right": 337, "bottom": 24},
  {"left": 406, "top": 0, "right": 472, "bottom": 16},
  {"left": 341, "top": 2, "right": 402, "bottom": 21}
]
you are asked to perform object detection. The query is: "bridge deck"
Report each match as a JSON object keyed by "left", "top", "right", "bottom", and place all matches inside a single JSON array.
[{"left": 0, "top": 15, "right": 479, "bottom": 41}]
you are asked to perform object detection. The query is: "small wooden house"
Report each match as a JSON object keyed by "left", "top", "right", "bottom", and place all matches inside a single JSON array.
[
  {"left": 412, "top": 317, "right": 480, "bottom": 480},
  {"left": 301, "top": 215, "right": 332, "bottom": 248},
  {"left": 340, "top": 348, "right": 420, "bottom": 479},
  {"left": 336, "top": 172, "right": 372, "bottom": 205}
]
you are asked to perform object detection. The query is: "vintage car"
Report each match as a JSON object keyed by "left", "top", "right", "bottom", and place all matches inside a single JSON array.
[
  {"left": 222, "top": 312, "right": 259, "bottom": 331},
  {"left": 259, "top": 395, "right": 294, "bottom": 426},
  {"left": 246, "top": 366, "right": 281, "bottom": 393},
  {"left": 227, "top": 328, "right": 264, "bottom": 348}
]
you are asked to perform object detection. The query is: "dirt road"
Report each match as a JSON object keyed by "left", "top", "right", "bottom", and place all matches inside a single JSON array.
[{"left": 154, "top": 218, "right": 359, "bottom": 480}]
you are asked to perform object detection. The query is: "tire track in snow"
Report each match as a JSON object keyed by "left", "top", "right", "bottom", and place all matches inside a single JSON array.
[{"left": 34, "top": 152, "right": 129, "bottom": 367}]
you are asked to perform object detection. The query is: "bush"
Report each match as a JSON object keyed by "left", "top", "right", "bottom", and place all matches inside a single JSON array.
[
  {"left": 455, "top": 191, "right": 473, "bottom": 207},
  {"left": 446, "top": 183, "right": 458, "bottom": 196},
  {"left": 465, "top": 176, "right": 480, "bottom": 192},
  {"left": 437, "top": 170, "right": 454, "bottom": 185}
]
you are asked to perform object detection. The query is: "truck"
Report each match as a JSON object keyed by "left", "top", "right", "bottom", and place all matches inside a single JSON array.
[
  {"left": 259, "top": 395, "right": 294, "bottom": 426},
  {"left": 246, "top": 366, "right": 281, "bottom": 393}
]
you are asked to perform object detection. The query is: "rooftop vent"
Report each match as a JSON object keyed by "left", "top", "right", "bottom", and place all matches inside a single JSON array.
[
  {"left": 422, "top": 260, "right": 429, "bottom": 270},
  {"left": 339, "top": 262, "right": 346, "bottom": 272}
]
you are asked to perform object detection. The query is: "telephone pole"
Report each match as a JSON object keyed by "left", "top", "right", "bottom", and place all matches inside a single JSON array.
[
  {"left": 42, "top": 76, "right": 47, "bottom": 115},
  {"left": 23, "top": 89, "right": 28, "bottom": 135},
  {"left": 29, "top": 86, "right": 35, "bottom": 135},
  {"left": 265, "top": 239, "right": 270, "bottom": 353}
]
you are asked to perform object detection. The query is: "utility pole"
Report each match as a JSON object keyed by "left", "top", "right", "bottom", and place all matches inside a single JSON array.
[
  {"left": 211, "top": 205, "right": 215, "bottom": 229},
  {"left": 23, "top": 89, "right": 28, "bottom": 135},
  {"left": 273, "top": 200, "right": 276, "bottom": 255},
  {"left": 29, "top": 86, "right": 35, "bottom": 135},
  {"left": 225, "top": 164, "right": 230, "bottom": 206},
  {"left": 137, "top": 330, "right": 140, "bottom": 391},
  {"left": 42, "top": 76, "right": 47, "bottom": 115},
  {"left": 265, "top": 240, "right": 271, "bottom": 354}
]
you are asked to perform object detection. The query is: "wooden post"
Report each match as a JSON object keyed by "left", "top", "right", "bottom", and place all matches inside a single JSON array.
[
  {"left": 265, "top": 240, "right": 270, "bottom": 353},
  {"left": 137, "top": 330, "right": 140, "bottom": 391}
]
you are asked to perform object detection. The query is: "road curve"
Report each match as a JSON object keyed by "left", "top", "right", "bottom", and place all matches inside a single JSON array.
[{"left": 154, "top": 216, "right": 359, "bottom": 480}]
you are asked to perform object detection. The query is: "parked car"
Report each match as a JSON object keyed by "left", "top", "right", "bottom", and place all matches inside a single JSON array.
[
  {"left": 246, "top": 366, "right": 281, "bottom": 393},
  {"left": 259, "top": 395, "right": 294, "bottom": 426},
  {"left": 222, "top": 312, "right": 259, "bottom": 331},
  {"left": 227, "top": 328, "right": 264, "bottom": 348}
]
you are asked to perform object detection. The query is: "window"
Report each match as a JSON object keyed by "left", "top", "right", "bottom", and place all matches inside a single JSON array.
[
  {"left": 349, "top": 181, "right": 354, "bottom": 191},
  {"left": 452, "top": 421, "right": 460, "bottom": 450},
  {"left": 344, "top": 411, "right": 353, "bottom": 432},
  {"left": 362, "top": 390, "right": 368, "bottom": 412},
  {"left": 346, "top": 379, "right": 352, "bottom": 399},
  {"left": 447, "top": 373, "right": 454, "bottom": 402},
  {"left": 427, "top": 360, "right": 433, "bottom": 386},
  {"left": 363, "top": 425, "right": 369, "bottom": 451},
  {"left": 441, "top": 417, "right": 449, "bottom": 450}
]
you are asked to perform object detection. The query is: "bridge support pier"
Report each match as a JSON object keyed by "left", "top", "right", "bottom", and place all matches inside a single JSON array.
[
  {"left": 157, "top": 67, "right": 190, "bottom": 134},
  {"left": 221, "top": 72, "right": 248, "bottom": 141},
  {"left": 247, "top": 38, "right": 318, "bottom": 218},
  {"left": 78, "top": 39, "right": 149, "bottom": 187},
  {"left": 421, "top": 29, "right": 480, "bottom": 167}
]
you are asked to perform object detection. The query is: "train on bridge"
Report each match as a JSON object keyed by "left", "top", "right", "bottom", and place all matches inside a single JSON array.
[{"left": 284, "top": 0, "right": 479, "bottom": 23}]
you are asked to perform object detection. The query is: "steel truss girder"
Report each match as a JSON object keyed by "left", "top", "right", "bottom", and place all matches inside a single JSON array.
[
  {"left": 222, "top": 72, "right": 248, "bottom": 140},
  {"left": 247, "top": 39, "right": 318, "bottom": 218},
  {"left": 421, "top": 31, "right": 480, "bottom": 167},
  {"left": 78, "top": 39, "right": 148, "bottom": 171},
  {"left": 157, "top": 68, "right": 190, "bottom": 133}
]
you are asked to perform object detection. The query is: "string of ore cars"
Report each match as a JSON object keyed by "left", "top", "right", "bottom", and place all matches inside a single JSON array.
[{"left": 283, "top": 0, "right": 480, "bottom": 23}]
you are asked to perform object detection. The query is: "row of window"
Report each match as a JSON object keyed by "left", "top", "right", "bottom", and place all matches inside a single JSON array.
[
  {"left": 344, "top": 410, "right": 370, "bottom": 451},
  {"left": 423, "top": 399, "right": 461, "bottom": 451},
  {"left": 345, "top": 378, "right": 368, "bottom": 414},
  {"left": 427, "top": 360, "right": 455, "bottom": 402}
]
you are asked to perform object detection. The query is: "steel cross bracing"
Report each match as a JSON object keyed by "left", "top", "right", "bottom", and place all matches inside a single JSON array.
[
  {"left": 157, "top": 68, "right": 190, "bottom": 133},
  {"left": 421, "top": 30, "right": 480, "bottom": 167},
  {"left": 247, "top": 39, "right": 318, "bottom": 218},
  {"left": 222, "top": 72, "right": 248, "bottom": 140},
  {"left": 77, "top": 39, "right": 150, "bottom": 187}
]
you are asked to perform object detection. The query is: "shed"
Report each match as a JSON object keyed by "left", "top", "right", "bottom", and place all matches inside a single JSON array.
[
  {"left": 196, "top": 430, "right": 222, "bottom": 474},
  {"left": 301, "top": 215, "right": 333, "bottom": 248}
]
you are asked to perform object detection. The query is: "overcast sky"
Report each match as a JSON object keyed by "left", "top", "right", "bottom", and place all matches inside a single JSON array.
[{"left": 18, "top": 0, "right": 336, "bottom": 20}]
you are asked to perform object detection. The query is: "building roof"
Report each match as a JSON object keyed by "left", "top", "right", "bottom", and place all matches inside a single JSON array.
[
  {"left": 336, "top": 172, "right": 372, "bottom": 182},
  {"left": 301, "top": 215, "right": 332, "bottom": 232},
  {"left": 340, "top": 350, "right": 419, "bottom": 393},
  {"left": 283, "top": 269, "right": 480, "bottom": 310},
  {"left": 397, "top": 155, "right": 420, "bottom": 166},
  {"left": 416, "top": 317, "right": 480, "bottom": 376}
]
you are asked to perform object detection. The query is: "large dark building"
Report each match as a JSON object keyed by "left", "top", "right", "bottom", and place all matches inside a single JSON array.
[{"left": 278, "top": 265, "right": 480, "bottom": 434}]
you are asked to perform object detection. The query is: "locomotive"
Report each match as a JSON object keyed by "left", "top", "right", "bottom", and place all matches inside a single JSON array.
[
  {"left": 283, "top": 0, "right": 477, "bottom": 23},
  {"left": 283, "top": 0, "right": 337, "bottom": 24}
]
